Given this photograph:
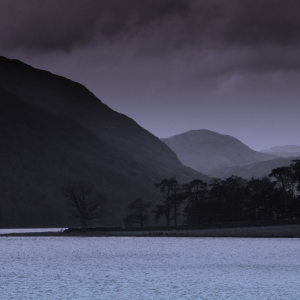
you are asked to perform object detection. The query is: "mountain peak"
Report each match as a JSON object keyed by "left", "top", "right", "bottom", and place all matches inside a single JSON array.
[
  {"left": 165, "top": 129, "right": 242, "bottom": 145},
  {"left": 162, "top": 130, "right": 274, "bottom": 173}
]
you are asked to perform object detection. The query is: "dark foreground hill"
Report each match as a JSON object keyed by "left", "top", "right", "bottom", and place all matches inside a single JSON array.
[
  {"left": 0, "top": 56, "right": 207, "bottom": 228},
  {"left": 162, "top": 130, "right": 274, "bottom": 174}
]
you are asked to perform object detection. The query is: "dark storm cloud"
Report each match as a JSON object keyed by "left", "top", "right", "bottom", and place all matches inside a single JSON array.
[
  {"left": 219, "top": 0, "right": 300, "bottom": 47},
  {"left": 1, "top": 0, "right": 300, "bottom": 150},
  {"left": 0, "top": 0, "right": 190, "bottom": 52},
  {"left": 156, "top": 0, "right": 300, "bottom": 50},
  {"left": 2, "top": 0, "right": 300, "bottom": 74},
  {"left": 2, "top": 0, "right": 300, "bottom": 53}
]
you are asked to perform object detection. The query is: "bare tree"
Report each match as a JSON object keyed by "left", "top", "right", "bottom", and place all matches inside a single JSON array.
[{"left": 62, "top": 180, "right": 105, "bottom": 232}]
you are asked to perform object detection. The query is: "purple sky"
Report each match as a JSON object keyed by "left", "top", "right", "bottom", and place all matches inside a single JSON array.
[{"left": 1, "top": 0, "right": 300, "bottom": 150}]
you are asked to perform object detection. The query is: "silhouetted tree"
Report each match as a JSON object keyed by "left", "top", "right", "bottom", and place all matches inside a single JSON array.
[
  {"left": 269, "top": 166, "right": 295, "bottom": 192},
  {"left": 208, "top": 176, "right": 248, "bottom": 222},
  {"left": 180, "top": 166, "right": 300, "bottom": 225},
  {"left": 207, "top": 178, "right": 227, "bottom": 222},
  {"left": 269, "top": 166, "right": 297, "bottom": 219},
  {"left": 153, "top": 177, "right": 184, "bottom": 226},
  {"left": 292, "top": 159, "right": 300, "bottom": 191},
  {"left": 292, "top": 159, "right": 300, "bottom": 217},
  {"left": 123, "top": 198, "right": 151, "bottom": 227},
  {"left": 62, "top": 180, "right": 105, "bottom": 232},
  {"left": 247, "top": 176, "right": 275, "bottom": 220},
  {"left": 170, "top": 181, "right": 186, "bottom": 225},
  {"left": 183, "top": 179, "right": 208, "bottom": 224}
]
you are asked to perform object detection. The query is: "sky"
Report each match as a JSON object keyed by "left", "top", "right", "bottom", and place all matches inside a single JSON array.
[{"left": 1, "top": 0, "right": 300, "bottom": 151}]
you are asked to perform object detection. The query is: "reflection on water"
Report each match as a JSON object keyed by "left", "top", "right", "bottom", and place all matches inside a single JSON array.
[{"left": 0, "top": 237, "right": 299, "bottom": 299}]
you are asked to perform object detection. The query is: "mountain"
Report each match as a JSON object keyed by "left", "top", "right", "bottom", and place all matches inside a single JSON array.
[
  {"left": 206, "top": 157, "right": 299, "bottom": 179},
  {"left": 161, "top": 129, "right": 274, "bottom": 174},
  {"left": 260, "top": 145, "right": 300, "bottom": 158},
  {"left": 0, "top": 56, "right": 208, "bottom": 228}
]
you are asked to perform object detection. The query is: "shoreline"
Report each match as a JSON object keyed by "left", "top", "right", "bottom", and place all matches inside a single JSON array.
[{"left": 1, "top": 224, "right": 300, "bottom": 238}]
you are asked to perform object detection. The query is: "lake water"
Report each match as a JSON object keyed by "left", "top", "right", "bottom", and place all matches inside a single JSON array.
[{"left": 0, "top": 237, "right": 299, "bottom": 299}]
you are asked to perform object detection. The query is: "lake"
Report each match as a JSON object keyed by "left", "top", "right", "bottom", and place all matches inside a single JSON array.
[{"left": 0, "top": 237, "right": 299, "bottom": 299}]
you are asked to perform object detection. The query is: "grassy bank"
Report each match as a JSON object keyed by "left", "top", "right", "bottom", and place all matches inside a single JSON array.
[
  {"left": 1, "top": 220, "right": 299, "bottom": 237},
  {"left": 64, "top": 219, "right": 300, "bottom": 233}
]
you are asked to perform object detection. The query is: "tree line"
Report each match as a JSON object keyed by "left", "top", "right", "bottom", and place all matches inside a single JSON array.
[
  {"left": 62, "top": 160, "right": 300, "bottom": 230},
  {"left": 124, "top": 159, "right": 300, "bottom": 227}
]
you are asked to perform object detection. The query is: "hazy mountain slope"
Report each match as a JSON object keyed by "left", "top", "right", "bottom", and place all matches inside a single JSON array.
[
  {"left": 206, "top": 157, "right": 299, "bottom": 179},
  {"left": 162, "top": 130, "right": 274, "bottom": 173},
  {"left": 260, "top": 145, "right": 300, "bottom": 158},
  {"left": 0, "top": 57, "right": 208, "bottom": 227}
]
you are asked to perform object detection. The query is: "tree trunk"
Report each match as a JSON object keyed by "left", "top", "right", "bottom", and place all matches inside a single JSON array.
[
  {"left": 174, "top": 205, "right": 177, "bottom": 226},
  {"left": 81, "top": 218, "right": 87, "bottom": 232}
]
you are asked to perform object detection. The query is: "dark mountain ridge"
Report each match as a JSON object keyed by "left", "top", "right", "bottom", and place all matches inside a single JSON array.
[
  {"left": 0, "top": 56, "right": 176, "bottom": 167},
  {"left": 162, "top": 129, "right": 274, "bottom": 174},
  {"left": 0, "top": 56, "right": 207, "bottom": 227}
]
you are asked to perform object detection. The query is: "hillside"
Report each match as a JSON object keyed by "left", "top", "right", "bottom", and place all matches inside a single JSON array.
[
  {"left": 206, "top": 157, "right": 299, "bottom": 179},
  {"left": 0, "top": 56, "right": 208, "bottom": 228},
  {"left": 162, "top": 130, "right": 274, "bottom": 174},
  {"left": 260, "top": 145, "right": 300, "bottom": 158}
]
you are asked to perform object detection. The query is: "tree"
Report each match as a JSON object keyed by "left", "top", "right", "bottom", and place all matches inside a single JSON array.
[
  {"left": 123, "top": 198, "right": 151, "bottom": 227},
  {"left": 290, "top": 159, "right": 300, "bottom": 218},
  {"left": 170, "top": 183, "right": 186, "bottom": 226},
  {"left": 153, "top": 177, "right": 185, "bottom": 226},
  {"left": 153, "top": 178, "right": 175, "bottom": 226},
  {"left": 292, "top": 159, "right": 300, "bottom": 191},
  {"left": 62, "top": 180, "right": 105, "bottom": 232},
  {"left": 269, "top": 166, "right": 297, "bottom": 219},
  {"left": 208, "top": 176, "right": 248, "bottom": 222},
  {"left": 247, "top": 176, "right": 275, "bottom": 220},
  {"left": 269, "top": 166, "right": 295, "bottom": 192},
  {"left": 207, "top": 178, "right": 227, "bottom": 222},
  {"left": 183, "top": 179, "right": 208, "bottom": 224}
]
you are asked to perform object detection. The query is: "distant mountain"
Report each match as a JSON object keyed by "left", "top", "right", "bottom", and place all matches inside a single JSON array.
[
  {"left": 260, "top": 145, "right": 300, "bottom": 158},
  {"left": 161, "top": 130, "right": 274, "bottom": 174},
  {"left": 0, "top": 56, "right": 207, "bottom": 228},
  {"left": 207, "top": 157, "right": 299, "bottom": 179}
]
